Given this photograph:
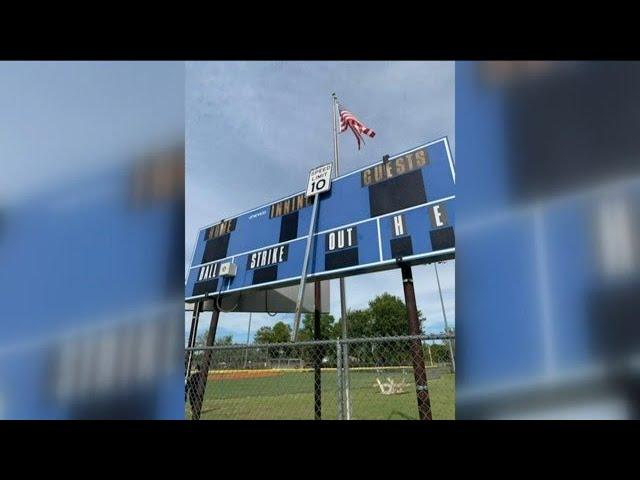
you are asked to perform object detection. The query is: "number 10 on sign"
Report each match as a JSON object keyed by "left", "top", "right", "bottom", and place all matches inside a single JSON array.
[{"left": 306, "top": 163, "right": 333, "bottom": 197}]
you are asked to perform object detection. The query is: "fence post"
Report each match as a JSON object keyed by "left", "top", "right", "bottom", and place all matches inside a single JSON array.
[
  {"left": 339, "top": 279, "right": 352, "bottom": 420},
  {"left": 400, "top": 263, "right": 433, "bottom": 420},
  {"left": 314, "top": 281, "right": 322, "bottom": 420},
  {"left": 336, "top": 339, "right": 344, "bottom": 420},
  {"left": 191, "top": 305, "right": 220, "bottom": 420},
  {"left": 434, "top": 263, "right": 455, "bottom": 373},
  {"left": 185, "top": 300, "right": 201, "bottom": 380}
]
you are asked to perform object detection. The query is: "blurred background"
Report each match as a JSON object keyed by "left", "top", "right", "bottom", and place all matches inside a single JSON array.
[
  {"left": 0, "top": 62, "right": 185, "bottom": 419},
  {"left": 456, "top": 61, "right": 640, "bottom": 419}
]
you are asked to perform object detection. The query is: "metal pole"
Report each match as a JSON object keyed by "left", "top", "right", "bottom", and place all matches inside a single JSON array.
[
  {"left": 291, "top": 193, "right": 320, "bottom": 340},
  {"left": 314, "top": 280, "right": 322, "bottom": 420},
  {"left": 185, "top": 300, "right": 201, "bottom": 381},
  {"left": 434, "top": 262, "right": 455, "bottom": 373},
  {"left": 191, "top": 306, "right": 220, "bottom": 420},
  {"left": 244, "top": 312, "right": 252, "bottom": 369},
  {"left": 332, "top": 92, "right": 340, "bottom": 177},
  {"left": 336, "top": 339, "right": 344, "bottom": 420},
  {"left": 332, "top": 92, "right": 352, "bottom": 419},
  {"left": 339, "top": 278, "right": 351, "bottom": 419},
  {"left": 400, "top": 263, "right": 432, "bottom": 420}
]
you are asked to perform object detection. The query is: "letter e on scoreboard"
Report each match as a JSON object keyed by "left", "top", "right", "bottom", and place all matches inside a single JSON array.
[{"left": 429, "top": 203, "right": 448, "bottom": 228}]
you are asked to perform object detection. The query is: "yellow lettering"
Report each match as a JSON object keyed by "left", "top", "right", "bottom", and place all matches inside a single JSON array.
[
  {"left": 415, "top": 149, "right": 427, "bottom": 167},
  {"left": 385, "top": 162, "right": 394, "bottom": 179},
  {"left": 374, "top": 165, "right": 384, "bottom": 183},
  {"left": 405, "top": 153, "right": 414, "bottom": 171},
  {"left": 363, "top": 169, "right": 372, "bottom": 186},
  {"left": 396, "top": 157, "right": 406, "bottom": 174}
]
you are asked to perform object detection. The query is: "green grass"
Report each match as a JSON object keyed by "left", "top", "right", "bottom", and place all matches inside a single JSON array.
[{"left": 188, "top": 368, "right": 455, "bottom": 420}]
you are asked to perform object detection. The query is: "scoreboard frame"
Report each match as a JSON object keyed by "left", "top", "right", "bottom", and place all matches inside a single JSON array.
[{"left": 186, "top": 136, "right": 455, "bottom": 302}]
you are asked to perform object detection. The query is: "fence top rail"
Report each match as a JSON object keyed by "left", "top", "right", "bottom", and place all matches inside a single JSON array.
[{"left": 185, "top": 333, "right": 455, "bottom": 352}]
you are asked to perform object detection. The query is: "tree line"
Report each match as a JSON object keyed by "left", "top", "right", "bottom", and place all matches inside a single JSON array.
[
  {"left": 193, "top": 293, "right": 454, "bottom": 367},
  {"left": 254, "top": 292, "right": 425, "bottom": 344},
  {"left": 251, "top": 293, "right": 454, "bottom": 367}
]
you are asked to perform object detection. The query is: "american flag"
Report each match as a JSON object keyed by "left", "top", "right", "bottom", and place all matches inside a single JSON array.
[{"left": 338, "top": 104, "right": 376, "bottom": 150}]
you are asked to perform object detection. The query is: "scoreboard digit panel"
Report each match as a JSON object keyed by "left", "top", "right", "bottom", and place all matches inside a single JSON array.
[
  {"left": 379, "top": 198, "right": 455, "bottom": 262},
  {"left": 186, "top": 137, "right": 455, "bottom": 301}
]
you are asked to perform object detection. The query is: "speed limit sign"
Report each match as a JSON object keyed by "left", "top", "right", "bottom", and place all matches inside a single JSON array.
[{"left": 306, "top": 163, "right": 333, "bottom": 197}]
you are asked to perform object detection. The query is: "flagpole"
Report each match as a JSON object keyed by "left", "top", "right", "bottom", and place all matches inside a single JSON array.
[
  {"left": 332, "top": 93, "right": 352, "bottom": 420},
  {"left": 332, "top": 93, "right": 340, "bottom": 176}
]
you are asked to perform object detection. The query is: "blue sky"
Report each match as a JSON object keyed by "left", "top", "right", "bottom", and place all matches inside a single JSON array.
[{"left": 185, "top": 61, "right": 455, "bottom": 343}]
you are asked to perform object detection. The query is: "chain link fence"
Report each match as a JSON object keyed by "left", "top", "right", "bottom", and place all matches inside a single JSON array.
[{"left": 185, "top": 333, "right": 455, "bottom": 420}]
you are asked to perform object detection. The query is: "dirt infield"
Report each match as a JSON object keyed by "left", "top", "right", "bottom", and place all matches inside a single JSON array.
[{"left": 208, "top": 370, "right": 285, "bottom": 381}]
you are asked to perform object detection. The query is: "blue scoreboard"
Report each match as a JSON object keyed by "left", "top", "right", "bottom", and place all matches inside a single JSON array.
[{"left": 186, "top": 137, "right": 456, "bottom": 302}]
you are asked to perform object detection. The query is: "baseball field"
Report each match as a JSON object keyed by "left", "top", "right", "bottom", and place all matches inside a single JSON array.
[{"left": 186, "top": 367, "right": 455, "bottom": 420}]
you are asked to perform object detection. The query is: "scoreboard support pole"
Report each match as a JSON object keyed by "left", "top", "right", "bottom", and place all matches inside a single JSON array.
[
  {"left": 292, "top": 193, "right": 321, "bottom": 339},
  {"left": 314, "top": 280, "right": 322, "bottom": 420},
  {"left": 191, "top": 304, "right": 221, "bottom": 420},
  {"left": 185, "top": 300, "right": 202, "bottom": 381},
  {"left": 400, "top": 263, "right": 433, "bottom": 420}
]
